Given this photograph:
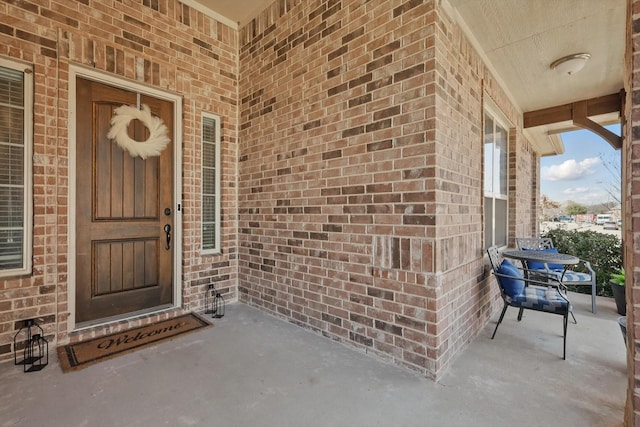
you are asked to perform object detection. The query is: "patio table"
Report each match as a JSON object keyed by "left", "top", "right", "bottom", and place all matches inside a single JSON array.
[{"left": 502, "top": 249, "right": 579, "bottom": 281}]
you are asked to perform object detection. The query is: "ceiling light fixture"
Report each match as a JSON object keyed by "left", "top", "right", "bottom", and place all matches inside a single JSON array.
[{"left": 550, "top": 53, "right": 591, "bottom": 76}]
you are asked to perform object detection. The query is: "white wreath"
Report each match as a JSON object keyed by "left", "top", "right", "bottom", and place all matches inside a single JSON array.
[{"left": 107, "top": 104, "right": 170, "bottom": 159}]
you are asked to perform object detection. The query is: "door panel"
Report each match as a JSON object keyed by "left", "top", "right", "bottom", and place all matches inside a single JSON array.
[{"left": 76, "top": 77, "right": 173, "bottom": 323}]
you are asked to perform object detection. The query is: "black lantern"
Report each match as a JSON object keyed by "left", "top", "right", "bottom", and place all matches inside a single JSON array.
[
  {"left": 205, "top": 284, "right": 225, "bottom": 319},
  {"left": 205, "top": 284, "right": 215, "bottom": 315},
  {"left": 13, "top": 319, "right": 48, "bottom": 372},
  {"left": 212, "top": 288, "right": 225, "bottom": 319}
]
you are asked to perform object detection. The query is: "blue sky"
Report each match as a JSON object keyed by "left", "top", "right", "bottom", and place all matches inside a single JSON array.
[{"left": 540, "top": 125, "right": 621, "bottom": 206}]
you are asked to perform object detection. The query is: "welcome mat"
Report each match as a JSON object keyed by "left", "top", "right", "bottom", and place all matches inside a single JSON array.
[{"left": 57, "top": 313, "right": 211, "bottom": 372}]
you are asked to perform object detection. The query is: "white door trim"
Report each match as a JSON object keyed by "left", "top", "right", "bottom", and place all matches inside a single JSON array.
[{"left": 67, "top": 64, "right": 183, "bottom": 331}]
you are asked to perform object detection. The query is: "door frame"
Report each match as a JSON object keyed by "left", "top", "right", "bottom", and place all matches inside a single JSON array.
[{"left": 67, "top": 64, "right": 183, "bottom": 330}]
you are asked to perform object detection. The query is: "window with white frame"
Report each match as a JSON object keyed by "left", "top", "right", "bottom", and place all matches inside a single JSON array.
[
  {"left": 0, "top": 58, "right": 32, "bottom": 276},
  {"left": 201, "top": 112, "right": 221, "bottom": 254},
  {"left": 483, "top": 106, "right": 509, "bottom": 249}
]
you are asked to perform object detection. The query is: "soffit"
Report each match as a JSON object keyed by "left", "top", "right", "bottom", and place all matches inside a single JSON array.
[
  {"left": 443, "top": 0, "right": 625, "bottom": 155},
  {"left": 188, "top": 0, "right": 275, "bottom": 27}
]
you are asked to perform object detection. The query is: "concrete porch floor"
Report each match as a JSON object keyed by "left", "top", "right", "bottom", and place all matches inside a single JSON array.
[{"left": 0, "top": 292, "right": 627, "bottom": 427}]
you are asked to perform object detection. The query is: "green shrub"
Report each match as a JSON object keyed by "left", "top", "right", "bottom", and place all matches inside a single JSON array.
[{"left": 541, "top": 228, "right": 622, "bottom": 297}]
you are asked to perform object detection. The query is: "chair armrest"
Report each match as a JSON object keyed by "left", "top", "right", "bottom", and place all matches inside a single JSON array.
[
  {"left": 578, "top": 259, "right": 595, "bottom": 276},
  {"left": 493, "top": 271, "right": 567, "bottom": 290},
  {"left": 559, "top": 259, "right": 595, "bottom": 277},
  {"left": 493, "top": 272, "right": 571, "bottom": 303},
  {"left": 504, "top": 263, "right": 555, "bottom": 278},
  {"left": 535, "top": 258, "right": 595, "bottom": 277},
  {"left": 518, "top": 267, "right": 569, "bottom": 286}
]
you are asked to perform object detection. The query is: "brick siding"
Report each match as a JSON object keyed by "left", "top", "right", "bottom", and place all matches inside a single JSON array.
[
  {"left": 625, "top": 0, "right": 636, "bottom": 424},
  {"left": 238, "top": 0, "right": 537, "bottom": 379},
  {"left": 0, "top": 0, "right": 238, "bottom": 359},
  {"left": 0, "top": 0, "right": 540, "bottom": 381}
]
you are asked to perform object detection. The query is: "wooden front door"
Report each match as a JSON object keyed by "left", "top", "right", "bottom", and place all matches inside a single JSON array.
[{"left": 75, "top": 78, "right": 174, "bottom": 324}]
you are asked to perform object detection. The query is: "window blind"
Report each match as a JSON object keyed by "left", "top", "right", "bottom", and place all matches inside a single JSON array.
[
  {"left": 202, "top": 115, "right": 218, "bottom": 252},
  {"left": 0, "top": 65, "right": 25, "bottom": 270}
]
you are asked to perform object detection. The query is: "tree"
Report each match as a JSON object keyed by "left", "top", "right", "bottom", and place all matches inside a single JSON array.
[
  {"left": 539, "top": 194, "right": 561, "bottom": 221},
  {"left": 566, "top": 202, "right": 587, "bottom": 215},
  {"left": 540, "top": 194, "right": 560, "bottom": 210},
  {"left": 599, "top": 153, "right": 621, "bottom": 207}
]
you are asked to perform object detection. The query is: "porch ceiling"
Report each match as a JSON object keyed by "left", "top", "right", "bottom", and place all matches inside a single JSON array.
[
  {"left": 193, "top": 0, "right": 625, "bottom": 156},
  {"left": 446, "top": 0, "right": 625, "bottom": 156}
]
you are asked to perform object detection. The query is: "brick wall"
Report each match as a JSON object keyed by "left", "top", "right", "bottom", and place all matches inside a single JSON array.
[
  {"left": 0, "top": 0, "right": 238, "bottom": 360},
  {"left": 625, "top": 0, "right": 636, "bottom": 424},
  {"left": 238, "top": 0, "right": 536, "bottom": 378},
  {"left": 0, "top": 0, "right": 540, "bottom": 380}
]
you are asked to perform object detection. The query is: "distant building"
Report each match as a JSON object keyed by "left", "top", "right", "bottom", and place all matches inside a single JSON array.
[{"left": 576, "top": 214, "right": 596, "bottom": 223}]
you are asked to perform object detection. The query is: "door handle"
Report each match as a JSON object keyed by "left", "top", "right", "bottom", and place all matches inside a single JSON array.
[{"left": 163, "top": 224, "right": 171, "bottom": 250}]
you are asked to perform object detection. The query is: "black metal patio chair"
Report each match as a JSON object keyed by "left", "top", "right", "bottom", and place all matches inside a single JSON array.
[{"left": 487, "top": 245, "right": 572, "bottom": 359}]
